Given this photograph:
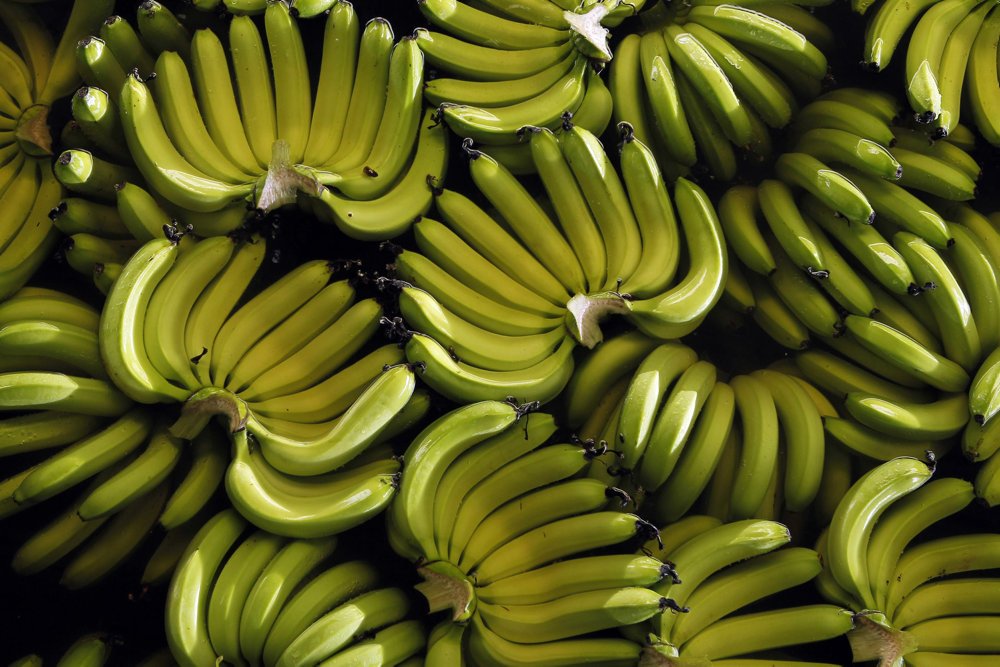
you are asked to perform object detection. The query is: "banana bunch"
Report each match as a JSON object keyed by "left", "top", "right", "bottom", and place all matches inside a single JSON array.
[
  {"left": 0, "top": 287, "right": 231, "bottom": 589},
  {"left": 858, "top": 0, "right": 1000, "bottom": 144},
  {"left": 166, "top": 509, "right": 426, "bottom": 666},
  {"left": 384, "top": 400, "right": 674, "bottom": 663},
  {"left": 98, "top": 234, "right": 428, "bottom": 535},
  {"left": 815, "top": 456, "right": 1000, "bottom": 664},
  {"left": 68, "top": 1, "right": 443, "bottom": 240},
  {"left": 631, "top": 516, "right": 854, "bottom": 663},
  {"left": 0, "top": 0, "right": 118, "bottom": 299},
  {"left": 392, "top": 122, "right": 726, "bottom": 404},
  {"left": 415, "top": 0, "right": 642, "bottom": 172},
  {"left": 610, "top": 0, "right": 833, "bottom": 182}
]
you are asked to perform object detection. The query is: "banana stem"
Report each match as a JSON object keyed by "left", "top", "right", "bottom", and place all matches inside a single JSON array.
[
  {"left": 169, "top": 387, "right": 248, "bottom": 439},
  {"left": 414, "top": 560, "right": 477, "bottom": 622},
  {"left": 15, "top": 104, "right": 53, "bottom": 157},
  {"left": 565, "top": 292, "right": 631, "bottom": 348},
  {"left": 254, "top": 139, "right": 323, "bottom": 213},
  {"left": 847, "top": 613, "right": 917, "bottom": 666}
]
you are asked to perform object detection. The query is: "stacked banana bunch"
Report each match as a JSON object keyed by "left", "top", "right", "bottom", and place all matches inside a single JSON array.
[
  {"left": 166, "top": 509, "right": 425, "bottom": 667},
  {"left": 384, "top": 400, "right": 679, "bottom": 665},
  {"left": 61, "top": 0, "right": 444, "bottom": 240},
  {"left": 413, "top": 0, "right": 641, "bottom": 172},
  {"left": 0, "top": 1, "right": 121, "bottom": 300},
  {"left": 858, "top": 0, "right": 1000, "bottom": 144},
  {"left": 392, "top": 122, "right": 726, "bottom": 404},
  {"left": 563, "top": 335, "right": 837, "bottom": 523},
  {"left": 611, "top": 0, "right": 834, "bottom": 181},
  {"left": 816, "top": 456, "right": 1000, "bottom": 664},
  {"left": 628, "top": 516, "right": 854, "bottom": 663},
  {"left": 96, "top": 232, "right": 428, "bottom": 537},
  {"left": 0, "top": 286, "right": 228, "bottom": 589}
]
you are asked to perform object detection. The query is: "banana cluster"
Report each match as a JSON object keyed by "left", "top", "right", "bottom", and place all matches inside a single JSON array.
[
  {"left": 166, "top": 509, "right": 425, "bottom": 667},
  {"left": 96, "top": 234, "right": 427, "bottom": 536},
  {"left": 0, "top": 286, "right": 232, "bottom": 590},
  {"left": 415, "top": 0, "right": 642, "bottom": 172},
  {"left": 384, "top": 400, "right": 676, "bottom": 663},
  {"left": 62, "top": 1, "right": 443, "bottom": 240},
  {"left": 611, "top": 0, "right": 833, "bottom": 181},
  {"left": 817, "top": 456, "right": 1000, "bottom": 664},
  {"left": 392, "top": 122, "right": 726, "bottom": 404},
  {"left": 631, "top": 516, "right": 854, "bottom": 662},
  {"left": 859, "top": 0, "right": 1000, "bottom": 145}
]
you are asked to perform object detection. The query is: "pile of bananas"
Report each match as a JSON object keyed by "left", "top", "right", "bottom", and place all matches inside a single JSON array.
[{"left": 7, "top": 0, "right": 1000, "bottom": 664}]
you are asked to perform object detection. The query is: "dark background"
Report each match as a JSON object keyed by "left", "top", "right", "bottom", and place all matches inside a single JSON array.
[{"left": 2, "top": 0, "right": 999, "bottom": 663}]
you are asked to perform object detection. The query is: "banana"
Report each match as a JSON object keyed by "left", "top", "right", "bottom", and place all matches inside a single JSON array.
[
  {"left": 651, "top": 381, "right": 736, "bottom": 522},
  {"left": 208, "top": 258, "right": 333, "bottom": 388},
  {"left": 112, "top": 181, "right": 172, "bottom": 242},
  {"left": 50, "top": 197, "right": 129, "bottom": 239},
  {"left": 965, "top": 4, "right": 1000, "bottom": 146},
  {"left": 53, "top": 634, "right": 112, "bottom": 666},
  {"left": 892, "top": 577, "right": 1000, "bottom": 629},
  {"left": 165, "top": 509, "right": 248, "bottom": 667},
  {"left": 264, "top": 1, "right": 311, "bottom": 165},
  {"left": 318, "top": 619, "right": 426, "bottom": 667},
  {"left": 414, "top": 28, "right": 572, "bottom": 80},
  {"left": 0, "top": 320, "right": 105, "bottom": 380},
  {"left": 728, "top": 374, "right": 780, "bottom": 520},
  {"left": 206, "top": 529, "right": 287, "bottom": 665},
  {"left": 970, "top": 345, "right": 1000, "bottom": 425},
  {"left": 61, "top": 233, "right": 139, "bottom": 276},
  {"left": 99, "top": 238, "right": 191, "bottom": 404},
  {"left": 467, "top": 147, "right": 585, "bottom": 294},
  {"left": 649, "top": 519, "right": 792, "bottom": 639},
  {"left": 419, "top": 0, "right": 568, "bottom": 49},
  {"left": 238, "top": 536, "right": 338, "bottom": 665},
  {"left": 457, "top": 478, "right": 618, "bottom": 574},
  {"left": 625, "top": 177, "right": 728, "bottom": 340},
  {"left": 618, "top": 126, "right": 682, "bottom": 298},
  {"left": 679, "top": 604, "right": 854, "bottom": 660},
  {"left": 902, "top": 0, "right": 978, "bottom": 121},
  {"left": 439, "top": 58, "right": 588, "bottom": 145},
  {"left": 528, "top": 126, "right": 606, "bottom": 293},
  {"left": 719, "top": 185, "right": 776, "bottom": 277},
  {"left": 159, "top": 427, "right": 227, "bottom": 530},
  {"left": 866, "top": 476, "right": 975, "bottom": 613},
  {"left": 775, "top": 152, "right": 874, "bottom": 224},
  {"left": 891, "top": 146, "right": 977, "bottom": 201},
  {"left": 670, "top": 547, "right": 823, "bottom": 646},
  {"left": 425, "top": 50, "right": 576, "bottom": 108},
  {"left": 76, "top": 424, "right": 182, "bottom": 520},
  {"left": 0, "top": 371, "right": 132, "bottom": 417},
  {"left": 757, "top": 178, "right": 825, "bottom": 272},
  {"left": 445, "top": 442, "right": 593, "bottom": 564},
  {"left": 100, "top": 15, "right": 155, "bottom": 78},
  {"left": 119, "top": 73, "right": 253, "bottom": 213},
  {"left": 136, "top": 1, "right": 190, "bottom": 60},
  {"left": 60, "top": 479, "right": 169, "bottom": 589},
  {"left": 559, "top": 121, "right": 642, "bottom": 291},
  {"left": 73, "top": 37, "right": 126, "bottom": 101},
  {"left": 0, "top": 162, "right": 65, "bottom": 299},
  {"left": 793, "top": 127, "right": 901, "bottom": 180},
  {"left": 843, "top": 168, "right": 952, "bottom": 249},
  {"left": 963, "top": 411, "right": 1000, "bottom": 461},
  {"left": 142, "top": 513, "right": 207, "bottom": 587},
  {"left": 312, "top": 107, "right": 447, "bottom": 241},
  {"left": 824, "top": 415, "right": 953, "bottom": 461},
  {"left": 618, "top": 343, "right": 699, "bottom": 470},
  {"left": 275, "top": 587, "right": 412, "bottom": 666},
  {"left": 468, "top": 612, "right": 641, "bottom": 666},
  {"left": 844, "top": 390, "right": 967, "bottom": 440},
  {"left": 404, "top": 331, "right": 576, "bottom": 405},
  {"left": 0, "top": 411, "right": 103, "bottom": 459},
  {"left": 843, "top": 315, "right": 970, "bottom": 392},
  {"left": 825, "top": 456, "right": 934, "bottom": 610},
  {"left": 472, "top": 511, "right": 656, "bottom": 586},
  {"left": 894, "top": 130, "right": 981, "bottom": 182},
  {"left": 894, "top": 230, "right": 981, "bottom": 371},
  {"left": 886, "top": 533, "right": 1000, "bottom": 617},
  {"left": 975, "top": 447, "right": 1000, "bottom": 506},
  {"left": 70, "top": 86, "right": 129, "bottom": 163},
  {"left": 54, "top": 150, "right": 137, "bottom": 203},
  {"left": 790, "top": 99, "right": 896, "bottom": 147},
  {"left": 766, "top": 238, "right": 843, "bottom": 337},
  {"left": 800, "top": 215, "right": 878, "bottom": 317}
]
